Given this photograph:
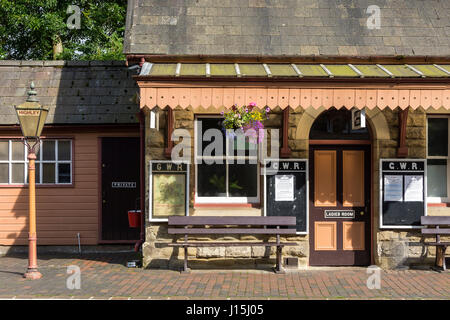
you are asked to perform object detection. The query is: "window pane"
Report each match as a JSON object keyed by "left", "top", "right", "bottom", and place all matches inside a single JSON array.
[
  {"left": 228, "top": 134, "right": 258, "bottom": 157},
  {"left": 42, "top": 163, "right": 55, "bottom": 183},
  {"left": 0, "top": 141, "right": 8, "bottom": 160},
  {"left": 58, "top": 163, "right": 71, "bottom": 183},
  {"left": 197, "top": 162, "right": 226, "bottom": 197},
  {"left": 427, "top": 159, "right": 447, "bottom": 197},
  {"left": 0, "top": 163, "right": 8, "bottom": 183},
  {"left": 43, "top": 141, "right": 55, "bottom": 160},
  {"left": 428, "top": 118, "right": 448, "bottom": 156},
  {"left": 11, "top": 141, "right": 24, "bottom": 161},
  {"left": 228, "top": 164, "right": 258, "bottom": 197},
  {"left": 198, "top": 118, "right": 225, "bottom": 157},
  {"left": 58, "top": 141, "right": 71, "bottom": 160},
  {"left": 11, "top": 163, "right": 24, "bottom": 184}
]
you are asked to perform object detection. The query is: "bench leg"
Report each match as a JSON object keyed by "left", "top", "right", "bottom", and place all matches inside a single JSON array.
[
  {"left": 436, "top": 246, "right": 445, "bottom": 271},
  {"left": 274, "top": 246, "right": 285, "bottom": 274},
  {"left": 441, "top": 246, "right": 447, "bottom": 271},
  {"left": 181, "top": 246, "right": 190, "bottom": 274}
]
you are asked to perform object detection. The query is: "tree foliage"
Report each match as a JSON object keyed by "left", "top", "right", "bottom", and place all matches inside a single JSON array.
[{"left": 0, "top": 0, "right": 127, "bottom": 60}]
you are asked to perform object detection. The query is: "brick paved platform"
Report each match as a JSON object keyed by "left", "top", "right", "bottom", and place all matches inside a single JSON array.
[{"left": 0, "top": 252, "right": 448, "bottom": 300}]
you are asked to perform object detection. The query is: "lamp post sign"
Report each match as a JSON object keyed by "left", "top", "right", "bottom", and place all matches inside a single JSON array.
[{"left": 14, "top": 83, "right": 48, "bottom": 280}]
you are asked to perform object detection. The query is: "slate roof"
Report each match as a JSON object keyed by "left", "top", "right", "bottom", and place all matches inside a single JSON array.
[
  {"left": 0, "top": 61, "right": 139, "bottom": 125},
  {"left": 124, "top": 0, "right": 450, "bottom": 57}
]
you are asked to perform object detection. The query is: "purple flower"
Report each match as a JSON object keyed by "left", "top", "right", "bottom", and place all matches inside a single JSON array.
[{"left": 265, "top": 107, "right": 270, "bottom": 113}]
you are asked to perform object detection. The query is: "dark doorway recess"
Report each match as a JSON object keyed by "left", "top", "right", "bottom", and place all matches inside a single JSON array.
[{"left": 101, "top": 137, "right": 140, "bottom": 241}]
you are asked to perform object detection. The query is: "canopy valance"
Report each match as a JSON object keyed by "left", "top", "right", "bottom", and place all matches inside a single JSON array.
[{"left": 139, "top": 87, "right": 450, "bottom": 110}]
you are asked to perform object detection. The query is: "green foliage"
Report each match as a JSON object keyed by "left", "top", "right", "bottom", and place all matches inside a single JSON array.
[{"left": 0, "top": 0, "right": 127, "bottom": 60}]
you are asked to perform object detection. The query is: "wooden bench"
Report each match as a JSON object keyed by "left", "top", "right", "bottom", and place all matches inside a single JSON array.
[
  {"left": 167, "top": 216, "right": 297, "bottom": 273},
  {"left": 421, "top": 216, "right": 450, "bottom": 271}
]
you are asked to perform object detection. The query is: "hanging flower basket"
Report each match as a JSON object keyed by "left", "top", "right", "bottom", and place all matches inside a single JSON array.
[{"left": 221, "top": 102, "right": 270, "bottom": 144}]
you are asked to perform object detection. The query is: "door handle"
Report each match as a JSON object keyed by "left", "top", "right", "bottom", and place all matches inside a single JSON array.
[
  {"left": 360, "top": 211, "right": 364, "bottom": 216},
  {"left": 103, "top": 199, "right": 106, "bottom": 204}
]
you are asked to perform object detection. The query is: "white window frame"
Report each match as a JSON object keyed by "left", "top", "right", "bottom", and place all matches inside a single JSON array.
[
  {"left": 194, "top": 116, "right": 260, "bottom": 204},
  {"left": 0, "top": 139, "right": 73, "bottom": 185},
  {"left": 426, "top": 115, "right": 450, "bottom": 203}
]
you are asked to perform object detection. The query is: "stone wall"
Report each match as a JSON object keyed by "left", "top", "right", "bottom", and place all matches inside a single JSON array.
[
  {"left": 374, "top": 107, "right": 448, "bottom": 269},
  {"left": 142, "top": 106, "right": 310, "bottom": 269},
  {"left": 142, "top": 105, "right": 447, "bottom": 270}
]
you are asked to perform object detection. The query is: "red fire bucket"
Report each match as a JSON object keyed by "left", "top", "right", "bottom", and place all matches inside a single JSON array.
[{"left": 128, "top": 210, "right": 141, "bottom": 228}]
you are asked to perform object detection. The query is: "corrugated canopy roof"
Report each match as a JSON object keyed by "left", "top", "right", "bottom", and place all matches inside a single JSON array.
[{"left": 139, "top": 63, "right": 450, "bottom": 78}]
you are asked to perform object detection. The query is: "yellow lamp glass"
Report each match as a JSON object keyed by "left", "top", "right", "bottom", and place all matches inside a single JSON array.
[{"left": 14, "top": 102, "right": 49, "bottom": 139}]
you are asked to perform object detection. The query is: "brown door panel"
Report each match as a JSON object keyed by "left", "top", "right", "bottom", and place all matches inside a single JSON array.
[{"left": 309, "top": 145, "right": 371, "bottom": 266}]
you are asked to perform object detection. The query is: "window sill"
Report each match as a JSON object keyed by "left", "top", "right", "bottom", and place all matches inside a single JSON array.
[
  {"left": 194, "top": 203, "right": 260, "bottom": 208},
  {"left": 192, "top": 206, "right": 262, "bottom": 216},
  {"left": 427, "top": 203, "right": 450, "bottom": 207}
]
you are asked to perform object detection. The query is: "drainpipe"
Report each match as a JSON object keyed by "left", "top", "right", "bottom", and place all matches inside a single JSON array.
[{"left": 135, "top": 109, "right": 145, "bottom": 252}]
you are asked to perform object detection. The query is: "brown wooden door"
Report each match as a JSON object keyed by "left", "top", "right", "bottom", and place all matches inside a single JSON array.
[
  {"left": 101, "top": 137, "right": 140, "bottom": 241},
  {"left": 309, "top": 145, "right": 371, "bottom": 266}
]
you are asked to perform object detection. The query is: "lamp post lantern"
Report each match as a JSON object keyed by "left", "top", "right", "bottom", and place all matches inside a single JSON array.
[{"left": 14, "top": 82, "right": 48, "bottom": 280}]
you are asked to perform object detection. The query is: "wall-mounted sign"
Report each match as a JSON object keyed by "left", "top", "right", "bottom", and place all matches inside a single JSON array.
[
  {"left": 112, "top": 182, "right": 136, "bottom": 188},
  {"left": 351, "top": 108, "right": 366, "bottom": 130},
  {"left": 149, "top": 110, "right": 159, "bottom": 130},
  {"left": 383, "top": 175, "right": 403, "bottom": 201},
  {"left": 264, "top": 159, "right": 308, "bottom": 234},
  {"left": 324, "top": 210, "right": 355, "bottom": 218},
  {"left": 275, "top": 175, "right": 294, "bottom": 201},
  {"left": 149, "top": 161, "right": 189, "bottom": 222},
  {"left": 380, "top": 159, "right": 427, "bottom": 229}
]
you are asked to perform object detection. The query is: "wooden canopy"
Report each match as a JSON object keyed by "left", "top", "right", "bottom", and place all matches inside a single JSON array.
[
  {"left": 136, "top": 63, "right": 450, "bottom": 111},
  {"left": 138, "top": 86, "right": 450, "bottom": 111}
]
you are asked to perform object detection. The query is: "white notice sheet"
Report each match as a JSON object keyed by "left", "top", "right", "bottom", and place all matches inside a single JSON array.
[
  {"left": 275, "top": 175, "right": 294, "bottom": 201},
  {"left": 384, "top": 175, "right": 403, "bottom": 202},
  {"left": 404, "top": 175, "right": 423, "bottom": 202}
]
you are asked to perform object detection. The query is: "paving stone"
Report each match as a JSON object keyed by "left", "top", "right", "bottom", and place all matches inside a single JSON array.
[{"left": 0, "top": 252, "right": 448, "bottom": 299}]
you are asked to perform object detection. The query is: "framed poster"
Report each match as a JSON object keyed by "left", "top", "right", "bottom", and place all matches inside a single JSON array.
[
  {"left": 263, "top": 159, "right": 308, "bottom": 234},
  {"left": 275, "top": 175, "right": 295, "bottom": 201},
  {"left": 149, "top": 160, "right": 189, "bottom": 222},
  {"left": 379, "top": 159, "right": 427, "bottom": 229}
]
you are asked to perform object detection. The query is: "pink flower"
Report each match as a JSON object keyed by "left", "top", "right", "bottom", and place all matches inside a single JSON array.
[{"left": 249, "top": 102, "right": 257, "bottom": 107}]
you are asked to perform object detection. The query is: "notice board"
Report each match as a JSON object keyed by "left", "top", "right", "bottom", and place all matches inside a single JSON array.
[
  {"left": 149, "top": 160, "right": 189, "bottom": 222},
  {"left": 380, "top": 159, "right": 427, "bottom": 228},
  {"left": 264, "top": 159, "right": 308, "bottom": 234}
]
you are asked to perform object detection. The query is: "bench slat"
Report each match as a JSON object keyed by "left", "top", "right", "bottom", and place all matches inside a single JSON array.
[
  {"left": 168, "top": 216, "right": 296, "bottom": 226},
  {"left": 423, "top": 242, "right": 450, "bottom": 246},
  {"left": 421, "top": 216, "right": 450, "bottom": 225},
  {"left": 168, "top": 242, "right": 297, "bottom": 247},
  {"left": 168, "top": 228, "right": 297, "bottom": 235},
  {"left": 421, "top": 229, "right": 450, "bottom": 235}
]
